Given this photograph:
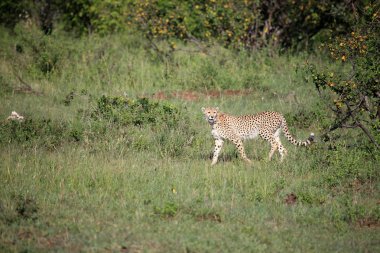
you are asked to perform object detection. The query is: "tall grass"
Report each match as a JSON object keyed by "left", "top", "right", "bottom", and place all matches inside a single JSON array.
[{"left": 0, "top": 24, "right": 379, "bottom": 252}]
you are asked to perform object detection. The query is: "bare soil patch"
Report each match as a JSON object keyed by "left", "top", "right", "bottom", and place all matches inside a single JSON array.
[
  {"left": 196, "top": 213, "right": 222, "bottom": 223},
  {"left": 149, "top": 89, "right": 253, "bottom": 101},
  {"left": 357, "top": 218, "right": 380, "bottom": 228},
  {"left": 285, "top": 193, "right": 297, "bottom": 205}
]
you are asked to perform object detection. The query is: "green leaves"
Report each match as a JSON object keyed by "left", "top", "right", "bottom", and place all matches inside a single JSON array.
[
  {"left": 61, "top": 0, "right": 126, "bottom": 35},
  {"left": 93, "top": 95, "right": 181, "bottom": 127},
  {"left": 307, "top": 11, "right": 380, "bottom": 149}
]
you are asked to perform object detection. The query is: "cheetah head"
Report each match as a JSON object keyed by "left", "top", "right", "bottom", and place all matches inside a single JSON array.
[{"left": 201, "top": 107, "right": 219, "bottom": 125}]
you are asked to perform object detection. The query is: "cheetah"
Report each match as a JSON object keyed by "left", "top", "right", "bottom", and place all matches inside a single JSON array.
[{"left": 201, "top": 107, "right": 314, "bottom": 165}]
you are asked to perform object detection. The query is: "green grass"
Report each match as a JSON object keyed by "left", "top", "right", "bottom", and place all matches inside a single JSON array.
[{"left": 0, "top": 24, "right": 379, "bottom": 252}]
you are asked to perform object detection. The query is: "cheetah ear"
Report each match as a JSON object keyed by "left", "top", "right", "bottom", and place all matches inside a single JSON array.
[
  {"left": 215, "top": 107, "right": 219, "bottom": 111},
  {"left": 201, "top": 107, "right": 205, "bottom": 113}
]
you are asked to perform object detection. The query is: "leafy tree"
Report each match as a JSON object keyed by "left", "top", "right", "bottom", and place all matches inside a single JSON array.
[
  {"left": 0, "top": 0, "right": 32, "bottom": 29},
  {"left": 308, "top": 2, "right": 380, "bottom": 148},
  {"left": 59, "top": 0, "right": 126, "bottom": 35},
  {"left": 0, "top": 0, "right": 363, "bottom": 48},
  {"left": 129, "top": 0, "right": 357, "bottom": 49}
]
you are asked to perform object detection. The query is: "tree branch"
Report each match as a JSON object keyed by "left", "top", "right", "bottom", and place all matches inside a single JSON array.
[{"left": 356, "top": 121, "right": 380, "bottom": 149}]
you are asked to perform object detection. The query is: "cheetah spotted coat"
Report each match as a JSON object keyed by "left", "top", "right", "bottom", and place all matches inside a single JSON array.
[{"left": 201, "top": 107, "right": 314, "bottom": 165}]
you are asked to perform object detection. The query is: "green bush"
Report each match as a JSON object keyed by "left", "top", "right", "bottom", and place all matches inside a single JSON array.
[
  {"left": 1, "top": 0, "right": 361, "bottom": 50},
  {"left": 153, "top": 201, "right": 178, "bottom": 218},
  {"left": 332, "top": 196, "right": 379, "bottom": 226},
  {"left": 92, "top": 95, "right": 181, "bottom": 127},
  {"left": 314, "top": 146, "right": 378, "bottom": 188},
  {"left": 10, "top": 24, "right": 69, "bottom": 76},
  {"left": 285, "top": 107, "right": 324, "bottom": 129},
  {"left": 0, "top": 0, "right": 32, "bottom": 29},
  {"left": 60, "top": 0, "right": 126, "bottom": 35},
  {"left": 128, "top": 0, "right": 358, "bottom": 49},
  {"left": 0, "top": 119, "right": 68, "bottom": 147}
]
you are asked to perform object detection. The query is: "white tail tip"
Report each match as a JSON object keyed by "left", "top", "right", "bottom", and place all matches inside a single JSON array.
[{"left": 308, "top": 132, "right": 315, "bottom": 142}]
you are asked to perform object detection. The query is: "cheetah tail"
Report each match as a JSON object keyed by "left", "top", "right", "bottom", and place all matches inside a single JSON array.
[{"left": 281, "top": 119, "right": 314, "bottom": 147}]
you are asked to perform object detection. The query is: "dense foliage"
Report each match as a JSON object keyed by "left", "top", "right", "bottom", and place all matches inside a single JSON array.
[
  {"left": 0, "top": 0, "right": 368, "bottom": 48},
  {"left": 307, "top": 5, "right": 380, "bottom": 148},
  {"left": 93, "top": 95, "right": 181, "bottom": 127},
  {"left": 130, "top": 0, "right": 356, "bottom": 49}
]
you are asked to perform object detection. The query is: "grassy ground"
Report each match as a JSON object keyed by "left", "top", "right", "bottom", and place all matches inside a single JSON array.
[{"left": 0, "top": 25, "right": 379, "bottom": 252}]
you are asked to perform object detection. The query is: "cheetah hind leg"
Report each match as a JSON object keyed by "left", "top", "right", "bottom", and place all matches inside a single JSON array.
[
  {"left": 268, "top": 139, "right": 278, "bottom": 161},
  {"left": 278, "top": 143, "right": 287, "bottom": 161},
  {"left": 273, "top": 129, "right": 287, "bottom": 161}
]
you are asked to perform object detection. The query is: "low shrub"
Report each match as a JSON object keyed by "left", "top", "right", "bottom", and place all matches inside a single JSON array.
[
  {"left": 91, "top": 95, "right": 182, "bottom": 127},
  {"left": 0, "top": 194, "right": 39, "bottom": 225},
  {"left": 0, "top": 95, "right": 194, "bottom": 156},
  {"left": 0, "top": 118, "right": 69, "bottom": 148},
  {"left": 153, "top": 201, "right": 178, "bottom": 218},
  {"left": 313, "top": 146, "right": 379, "bottom": 188}
]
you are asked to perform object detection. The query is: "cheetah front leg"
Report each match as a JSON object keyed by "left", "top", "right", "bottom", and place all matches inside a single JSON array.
[{"left": 211, "top": 139, "right": 224, "bottom": 166}]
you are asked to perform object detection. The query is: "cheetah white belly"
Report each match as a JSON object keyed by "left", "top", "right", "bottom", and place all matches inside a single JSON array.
[{"left": 241, "top": 130, "right": 259, "bottom": 140}]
